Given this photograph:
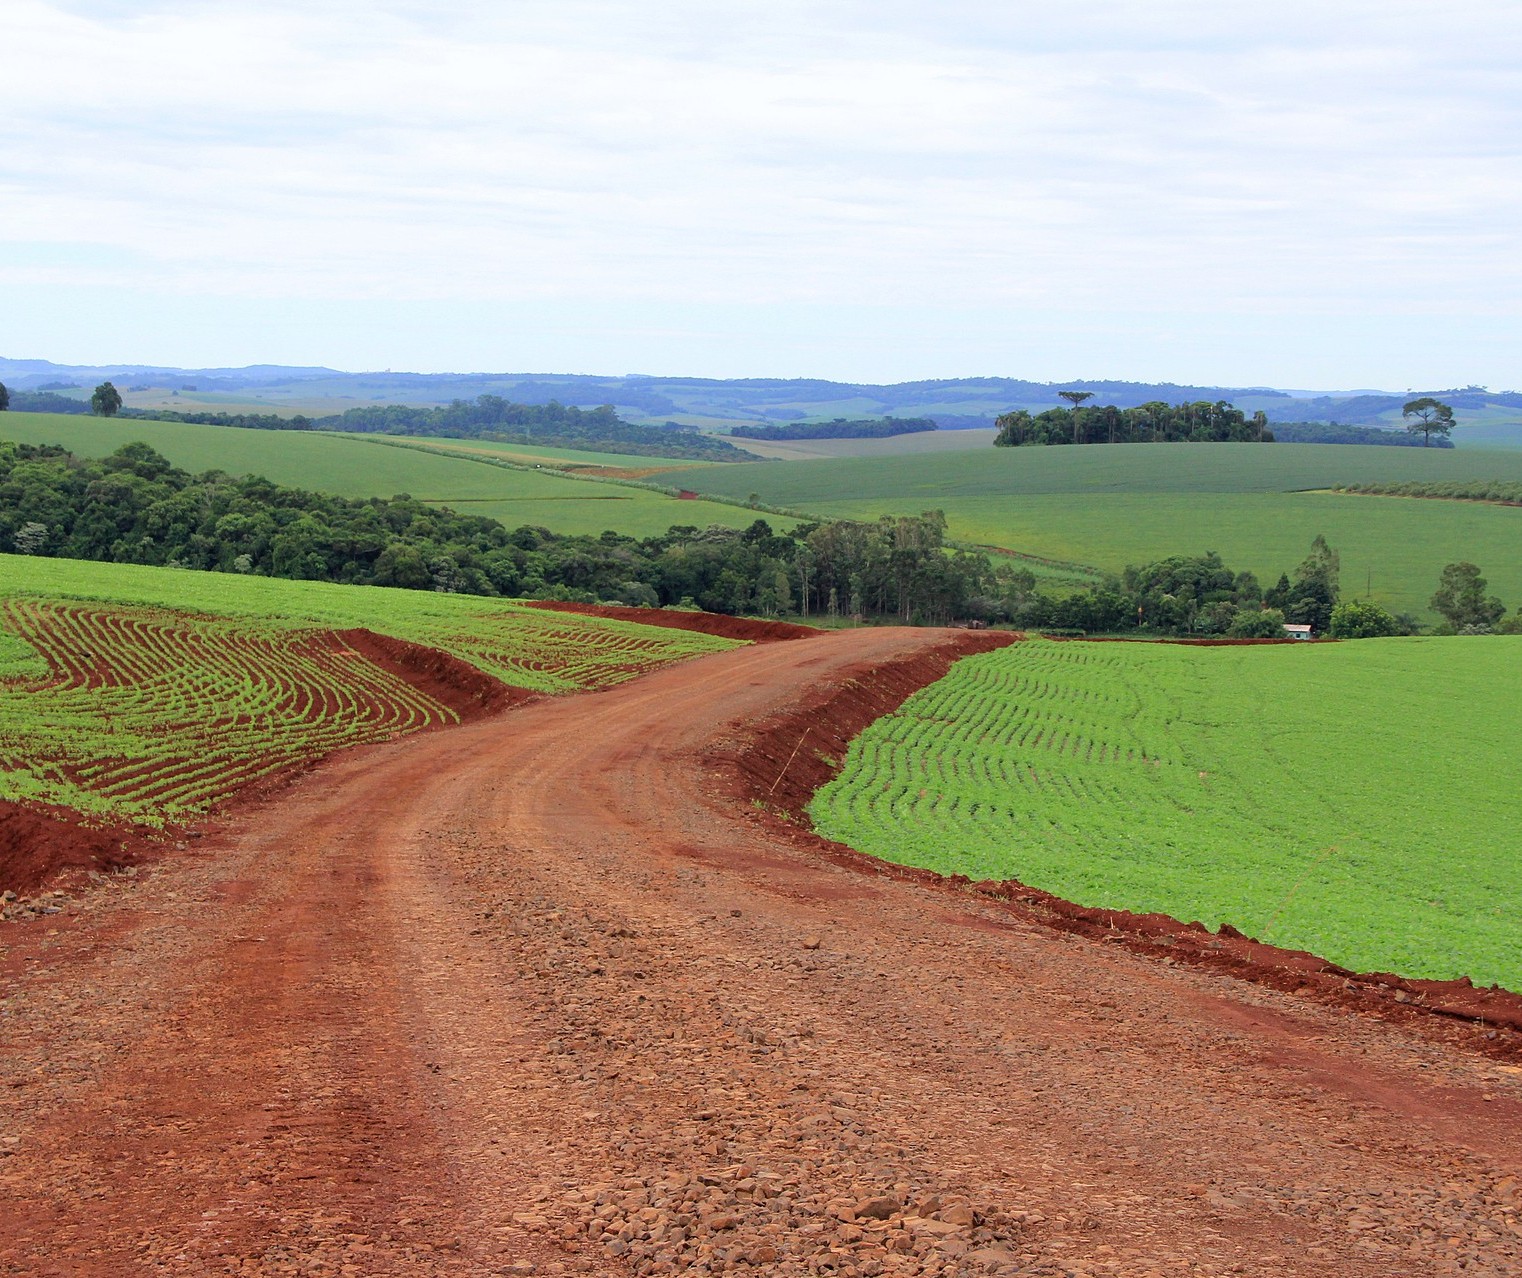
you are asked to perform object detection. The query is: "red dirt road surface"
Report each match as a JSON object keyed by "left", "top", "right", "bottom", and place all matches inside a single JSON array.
[{"left": 3, "top": 628, "right": 1520, "bottom": 1277}]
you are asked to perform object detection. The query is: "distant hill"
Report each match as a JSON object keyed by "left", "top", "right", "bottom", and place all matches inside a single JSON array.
[{"left": 3, "top": 358, "right": 1518, "bottom": 442}]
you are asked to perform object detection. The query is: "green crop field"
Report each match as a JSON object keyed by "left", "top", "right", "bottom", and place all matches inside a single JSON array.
[
  {"left": 725, "top": 429, "right": 996, "bottom": 461},
  {"left": 667, "top": 443, "right": 1522, "bottom": 620},
  {"left": 0, "top": 554, "right": 739, "bottom": 827},
  {"left": 811, "top": 637, "right": 1522, "bottom": 990},
  {"left": 0, "top": 413, "right": 772, "bottom": 539},
  {"left": 387, "top": 435, "right": 718, "bottom": 471}
]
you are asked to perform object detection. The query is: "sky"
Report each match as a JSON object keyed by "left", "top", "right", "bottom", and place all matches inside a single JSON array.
[{"left": 3, "top": 1, "right": 1520, "bottom": 389}]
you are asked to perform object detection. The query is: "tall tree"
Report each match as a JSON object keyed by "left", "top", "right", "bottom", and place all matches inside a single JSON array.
[
  {"left": 0, "top": 381, "right": 9, "bottom": 411},
  {"left": 1283, "top": 534, "right": 1340, "bottom": 633},
  {"left": 1430, "top": 562, "right": 1505, "bottom": 631},
  {"left": 1402, "top": 397, "right": 1454, "bottom": 447},
  {"left": 90, "top": 381, "right": 123, "bottom": 417},
  {"left": 1057, "top": 390, "right": 1094, "bottom": 444}
]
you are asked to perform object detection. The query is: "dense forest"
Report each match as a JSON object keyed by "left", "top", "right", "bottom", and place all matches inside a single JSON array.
[
  {"left": 310, "top": 396, "right": 746, "bottom": 460},
  {"left": 1, "top": 440, "right": 1412, "bottom": 636},
  {"left": 994, "top": 400, "right": 1273, "bottom": 446},
  {"left": 729, "top": 417, "right": 936, "bottom": 441}
]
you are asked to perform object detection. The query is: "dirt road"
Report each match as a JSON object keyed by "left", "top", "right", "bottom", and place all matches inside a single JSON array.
[{"left": 2, "top": 628, "right": 1520, "bottom": 1277}]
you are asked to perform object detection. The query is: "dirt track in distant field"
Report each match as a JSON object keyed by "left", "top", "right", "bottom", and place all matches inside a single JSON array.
[{"left": 3, "top": 628, "right": 1520, "bottom": 1277}]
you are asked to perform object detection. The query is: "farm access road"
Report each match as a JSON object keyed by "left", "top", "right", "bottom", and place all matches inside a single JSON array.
[{"left": 3, "top": 628, "right": 1520, "bottom": 1278}]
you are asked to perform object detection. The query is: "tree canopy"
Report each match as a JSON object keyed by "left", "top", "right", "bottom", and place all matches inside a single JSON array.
[
  {"left": 1430, "top": 562, "right": 1505, "bottom": 632},
  {"left": 1402, "top": 397, "right": 1455, "bottom": 447},
  {"left": 90, "top": 382, "right": 123, "bottom": 417},
  {"left": 729, "top": 417, "right": 936, "bottom": 442},
  {"left": 994, "top": 400, "right": 1273, "bottom": 447}
]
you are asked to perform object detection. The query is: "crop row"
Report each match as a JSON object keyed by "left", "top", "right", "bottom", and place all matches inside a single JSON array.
[{"left": 811, "top": 637, "right": 1522, "bottom": 990}]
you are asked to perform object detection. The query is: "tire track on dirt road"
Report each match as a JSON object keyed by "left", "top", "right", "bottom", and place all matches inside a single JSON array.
[{"left": 2, "top": 627, "right": 1520, "bottom": 1276}]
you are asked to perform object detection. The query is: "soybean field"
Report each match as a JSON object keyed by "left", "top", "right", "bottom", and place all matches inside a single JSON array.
[
  {"left": 0, "top": 553, "right": 739, "bottom": 825},
  {"left": 810, "top": 637, "right": 1522, "bottom": 990}
]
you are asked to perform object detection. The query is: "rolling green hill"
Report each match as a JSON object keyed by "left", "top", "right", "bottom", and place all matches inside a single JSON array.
[
  {"left": 0, "top": 413, "right": 777, "bottom": 539},
  {"left": 667, "top": 443, "right": 1522, "bottom": 620}
]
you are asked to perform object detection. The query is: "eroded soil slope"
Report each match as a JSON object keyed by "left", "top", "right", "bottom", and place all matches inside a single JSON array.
[{"left": 2, "top": 628, "right": 1520, "bottom": 1277}]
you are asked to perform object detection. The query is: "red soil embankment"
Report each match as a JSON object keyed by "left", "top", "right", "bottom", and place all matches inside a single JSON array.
[
  {"left": 0, "top": 799, "right": 142, "bottom": 897},
  {"left": 523, "top": 600, "right": 823, "bottom": 643},
  {"left": 720, "top": 632, "right": 1522, "bottom": 1047},
  {"left": 336, "top": 629, "right": 530, "bottom": 719}
]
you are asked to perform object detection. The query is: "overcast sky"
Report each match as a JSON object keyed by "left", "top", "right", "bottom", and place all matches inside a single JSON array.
[{"left": 3, "top": 1, "right": 1520, "bottom": 388}]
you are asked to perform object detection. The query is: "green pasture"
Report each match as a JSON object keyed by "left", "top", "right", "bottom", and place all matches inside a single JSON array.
[
  {"left": 0, "top": 413, "right": 768, "bottom": 538},
  {"left": 812, "top": 637, "right": 1522, "bottom": 990},
  {"left": 668, "top": 443, "right": 1522, "bottom": 618}
]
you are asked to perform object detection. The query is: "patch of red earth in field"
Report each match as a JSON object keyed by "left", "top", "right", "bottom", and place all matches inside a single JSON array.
[
  {"left": 523, "top": 599, "right": 823, "bottom": 643},
  {"left": 0, "top": 799, "right": 143, "bottom": 896},
  {"left": 717, "top": 631, "right": 1522, "bottom": 1056}
]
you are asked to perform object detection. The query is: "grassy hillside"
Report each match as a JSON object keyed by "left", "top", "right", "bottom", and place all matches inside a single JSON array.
[
  {"left": 0, "top": 413, "right": 775, "bottom": 539},
  {"left": 668, "top": 443, "right": 1522, "bottom": 619},
  {"left": 812, "top": 637, "right": 1522, "bottom": 990}
]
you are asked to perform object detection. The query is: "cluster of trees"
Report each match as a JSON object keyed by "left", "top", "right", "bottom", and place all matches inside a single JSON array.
[
  {"left": 990, "top": 536, "right": 1367, "bottom": 638},
  {"left": 994, "top": 398, "right": 1273, "bottom": 447},
  {"left": 310, "top": 395, "right": 745, "bottom": 460},
  {"left": 729, "top": 417, "right": 936, "bottom": 441},
  {"left": 0, "top": 381, "right": 124, "bottom": 417},
  {"left": 1430, "top": 562, "right": 1514, "bottom": 634}
]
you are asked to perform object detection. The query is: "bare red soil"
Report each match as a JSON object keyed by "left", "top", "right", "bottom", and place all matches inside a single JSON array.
[
  {"left": 523, "top": 599, "right": 823, "bottom": 643},
  {"left": 0, "top": 800, "right": 142, "bottom": 897},
  {"left": 3, "top": 630, "right": 1520, "bottom": 1277}
]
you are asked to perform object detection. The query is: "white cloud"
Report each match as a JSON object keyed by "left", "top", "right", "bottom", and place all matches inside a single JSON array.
[{"left": 2, "top": 0, "right": 1520, "bottom": 381}]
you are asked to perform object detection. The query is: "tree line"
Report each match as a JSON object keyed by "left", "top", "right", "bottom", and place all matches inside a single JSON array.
[{"left": 729, "top": 417, "right": 936, "bottom": 441}]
